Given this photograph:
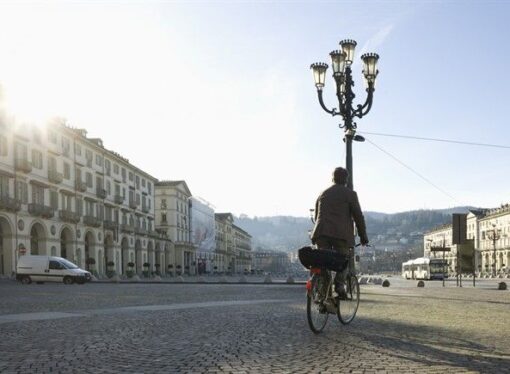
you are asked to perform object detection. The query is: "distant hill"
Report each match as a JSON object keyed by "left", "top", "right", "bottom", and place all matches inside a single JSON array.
[{"left": 235, "top": 206, "right": 477, "bottom": 253}]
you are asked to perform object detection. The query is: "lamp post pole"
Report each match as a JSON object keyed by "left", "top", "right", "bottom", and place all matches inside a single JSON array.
[
  {"left": 311, "top": 40, "right": 379, "bottom": 190},
  {"left": 487, "top": 224, "right": 500, "bottom": 277}
]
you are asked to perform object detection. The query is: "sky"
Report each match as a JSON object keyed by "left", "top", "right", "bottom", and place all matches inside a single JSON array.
[{"left": 0, "top": 0, "right": 509, "bottom": 217}]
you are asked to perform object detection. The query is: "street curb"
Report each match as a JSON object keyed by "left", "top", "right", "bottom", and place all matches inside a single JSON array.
[{"left": 90, "top": 280, "right": 307, "bottom": 285}]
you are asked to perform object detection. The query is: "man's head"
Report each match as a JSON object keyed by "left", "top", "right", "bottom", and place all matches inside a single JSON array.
[{"left": 332, "top": 167, "right": 349, "bottom": 185}]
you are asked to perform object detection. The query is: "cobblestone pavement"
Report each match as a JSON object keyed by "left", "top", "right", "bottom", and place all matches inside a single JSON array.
[{"left": 0, "top": 281, "right": 508, "bottom": 373}]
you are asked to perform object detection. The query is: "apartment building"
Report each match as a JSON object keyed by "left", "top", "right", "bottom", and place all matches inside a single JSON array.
[
  {"left": 423, "top": 207, "right": 510, "bottom": 275},
  {"left": 232, "top": 224, "right": 252, "bottom": 273},
  {"left": 214, "top": 213, "right": 234, "bottom": 273},
  {"left": 154, "top": 181, "right": 195, "bottom": 274},
  {"left": 0, "top": 118, "right": 172, "bottom": 277}
]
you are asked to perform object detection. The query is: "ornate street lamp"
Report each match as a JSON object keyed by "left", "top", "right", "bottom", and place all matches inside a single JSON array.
[
  {"left": 310, "top": 39, "right": 379, "bottom": 189},
  {"left": 487, "top": 224, "right": 501, "bottom": 277}
]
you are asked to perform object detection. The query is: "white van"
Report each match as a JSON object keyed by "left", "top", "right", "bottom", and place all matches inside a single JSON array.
[{"left": 16, "top": 256, "right": 92, "bottom": 285}]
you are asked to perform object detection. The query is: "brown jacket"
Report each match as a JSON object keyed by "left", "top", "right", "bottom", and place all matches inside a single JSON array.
[{"left": 311, "top": 184, "right": 368, "bottom": 247}]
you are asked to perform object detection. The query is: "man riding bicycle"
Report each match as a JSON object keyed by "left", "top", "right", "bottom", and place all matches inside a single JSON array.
[{"left": 311, "top": 167, "right": 369, "bottom": 299}]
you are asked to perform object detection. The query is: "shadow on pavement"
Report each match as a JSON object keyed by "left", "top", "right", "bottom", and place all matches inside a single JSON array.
[{"left": 351, "top": 315, "right": 510, "bottom": 373}]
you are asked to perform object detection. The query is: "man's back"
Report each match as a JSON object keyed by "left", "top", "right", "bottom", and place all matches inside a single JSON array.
[{"left": 311, "top": 184, "right": 367, "bottom": 247}]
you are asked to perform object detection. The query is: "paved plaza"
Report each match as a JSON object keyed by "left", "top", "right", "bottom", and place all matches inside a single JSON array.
[{"left": 0, "top": 279, "right": 508, "bottom": 373}]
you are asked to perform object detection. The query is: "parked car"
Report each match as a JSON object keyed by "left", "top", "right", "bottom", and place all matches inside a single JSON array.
[{"left": 16, "top": 256, "right": 92, "bottom": 285}]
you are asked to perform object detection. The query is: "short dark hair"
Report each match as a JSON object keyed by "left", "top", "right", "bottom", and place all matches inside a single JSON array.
[{"left": 333, "top": 167, "right": 349, "bottom": 184}]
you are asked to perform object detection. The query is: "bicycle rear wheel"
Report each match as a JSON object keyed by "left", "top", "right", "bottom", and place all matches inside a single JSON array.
[
  {"left": 337, "top": 275, "right": 360, "bottom": 325},
  {"left": 306, "top": 274, "right": 329, "bottom": 333}
]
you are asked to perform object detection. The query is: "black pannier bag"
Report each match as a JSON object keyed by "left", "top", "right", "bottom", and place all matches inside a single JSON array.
[{"left": 298, "top": 246, "right": 348, "bottom": 272}]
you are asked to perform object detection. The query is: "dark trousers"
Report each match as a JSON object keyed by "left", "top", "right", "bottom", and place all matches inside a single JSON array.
[{"left": 314, "top": 236, "right": 349, "bottom": 286}]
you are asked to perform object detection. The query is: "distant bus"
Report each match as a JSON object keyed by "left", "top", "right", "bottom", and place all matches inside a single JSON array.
[{"left": 402, "top": 257, "right": 448, "bottom": 280}]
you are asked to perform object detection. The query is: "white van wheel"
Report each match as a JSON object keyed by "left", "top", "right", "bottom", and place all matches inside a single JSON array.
[
  {"left": 63, "top": 276, "right": 74, "bottom": 285},
  {"left": 21, "top": 276, "right": 32, "bottom": 285}
]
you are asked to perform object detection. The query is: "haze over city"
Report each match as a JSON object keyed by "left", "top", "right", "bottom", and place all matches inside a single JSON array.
[{"left": 1, "top": 0, "right": 509, "bottom": 217}]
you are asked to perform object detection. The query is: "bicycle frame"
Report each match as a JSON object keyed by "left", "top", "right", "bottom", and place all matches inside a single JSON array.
[{"left": 307, "top": 268, "right": 338, "bottom": 314}]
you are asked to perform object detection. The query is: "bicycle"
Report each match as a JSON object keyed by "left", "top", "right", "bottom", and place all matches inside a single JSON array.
[{"left": 305, "top": 246, "right": 360, "bottom": 333}]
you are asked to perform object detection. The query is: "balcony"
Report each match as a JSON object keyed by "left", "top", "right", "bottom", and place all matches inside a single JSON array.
[
  {"left": 129, "top": 199, "right": 138, "bottom": 209},
  {"left": 75, "top": 179, "right": 87, "bottom": 192},
  {"left": 120, "top": 224, "right": 135, "bottom": 233},
  {"left": 96, "top": 188, "right": 107, "bottom": 199},
  {"left": 48, "top": 169, "right": 64, "bottom": 184},
  {"left": 148, "top": 230, "right": 160, "bottom": 238},
  {"left": 135, "top": 227, "right": 148, "bottom": 236},
  {"left": 59, "top": 210, "right": 81, "bottom": 224},
  {"left": 28, "top": 203, "right": 54, "bottom": 218},
  {"left": 103, "top": 220, "right": 118, "bottom": 231},
  {"left": 15, "top": 158, "right": 32, "bottom": 173},
  {"left": 114, "top": 194, "right": 124, "bottom": 204},
  {"left": 83, "top": 215, "right": 101, "bottom": 227},
  {"left": 0, "top": 196, "right": 21, "bottom": 212}
]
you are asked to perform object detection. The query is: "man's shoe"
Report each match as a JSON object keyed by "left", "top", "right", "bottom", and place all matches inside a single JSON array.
[{"left": 335, "top": 283, "right": 347, "bottom": 300}]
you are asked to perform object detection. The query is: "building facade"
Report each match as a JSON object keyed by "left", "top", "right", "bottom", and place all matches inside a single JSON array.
[
  {"left": 252, "top": 250, "right": 290, "bottom": 274},
  {"left": 0, "top": 118, "right": 173, "bottom": 277},
  {"left": 214, "top": 213, "right": 234, "bottom": 273},
  {"left": 423, "top": 207, "right": 510, "bottom": 275},
  {"left": 232, "top": 224, "right": 252, "bottom": 273},
  {"left": 154, "top": 181, "right": 195, "bottom": 275}
]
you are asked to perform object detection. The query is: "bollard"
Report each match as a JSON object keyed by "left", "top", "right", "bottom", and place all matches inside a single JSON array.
[
  {"left": 358, "top": 277, "right": 368, "bottom": 285},
  {"left": 238, "top": 275, "right": 247, "bottom": 283},
  {"left": 382, "top": 279, "right": 390, "bottom": 287},
  {"left": 110, "top": 274, "right": 121, "bottom": 283},
  {"left": 498, "top": 282, "right": 507, "bottom": 290},
  {"left": 417, "top": 280, "right": 425, "bottom": 288}
]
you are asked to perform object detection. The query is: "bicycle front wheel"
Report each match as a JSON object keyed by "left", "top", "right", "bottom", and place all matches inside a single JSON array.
[
  {"left": 306, "top": 274, "right": 329, "bottom": 333},
  {"left": 337, "top": 275, "right": 360, "bottom": 325}
]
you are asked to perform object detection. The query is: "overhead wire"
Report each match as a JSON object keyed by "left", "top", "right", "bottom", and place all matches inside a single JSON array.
[
  {"left": 363, "top": 137, "right": 460, "bottom": 204},
  {"left": 358, "top": 131, "right": 510, "bottom": 149}
]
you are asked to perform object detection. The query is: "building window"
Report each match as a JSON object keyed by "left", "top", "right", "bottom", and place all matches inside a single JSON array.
[
  {"left": 48, "top": 130, "right": 57, "bottom": 144},
  {"left": 135, "top": 175, "right": 140, "bottom": 188},
  {"left": 142, "top": 178, "right": 146, "bottom": 187},
  {"left": 129, "top": 172, "right": 134, "bottom": 182},
  {"left": 32, "top": 184, "right": 45, "bottom": 205},
  {"left": 0, "top": 176, "right": 9, "bottom": 198},
  {"left": 75, "top": 197, "right": 83, "bottom": 215},
  {"left": 86, "top": 172, "right": 93, "bottom": 188},
  {"left": 105, "top": 159, "right": 111, "bottom": 175},
  {"left": 14, "top": 142, "right": 28, "bottom": 160},
  {"left": 0, "top": 135, "right": 7, "bottom": 156},
  {"left": 161, "top": 199, "right": 167, "bottom": 209},
  {"left": 16, "top": 181, "right": 28, "bottom": 203},
  {"left": 33, "top": 129, "right": 41, "bottom": 144},
  {"left": 161, "top": 213, "right": 167, "bottom": 223},
  {"left": 50, "top": 190, "right": 58, "bottom": 209},
  {"left": 75, "top": 143, "right": 82, "bottom": 156},
  {"left": 122, "top": 168, "right": 127, "bottom": 182},
  {"left": 113, "top": 163, "right": 119, "bottom": 174},
  {"left": 95, "top": 154, "right": 103, "bottom": 167},
  {"left": 63, "top": 162, "right": 71, "bottom": 180},
  {"left": 106, "top": 180, "right": 111, "bottom": 195},
  {"left": 147, "top": 182, "right": 152, "bottom": 194},
  {"left": 61, "top": 137, "right": 70, "bottom": 156},
  {"left": 31, "top": 150, "right": 43, "bottom": 169}
]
